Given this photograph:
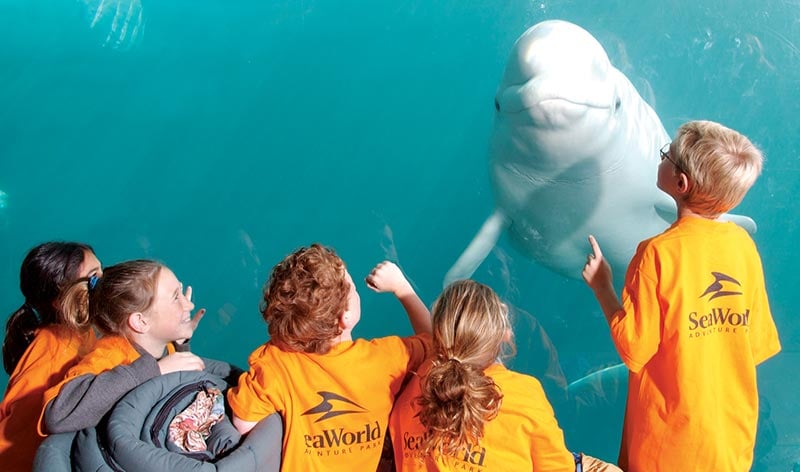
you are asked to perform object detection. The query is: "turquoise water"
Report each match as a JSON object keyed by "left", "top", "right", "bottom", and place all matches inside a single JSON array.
[{"left": 1, "top": 0, "right": 797, "bottom": 468}]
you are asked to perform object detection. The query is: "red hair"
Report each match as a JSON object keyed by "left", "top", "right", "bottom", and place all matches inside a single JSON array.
[{"left": 261, "top": 244, "right": 349, "bottom": 354}]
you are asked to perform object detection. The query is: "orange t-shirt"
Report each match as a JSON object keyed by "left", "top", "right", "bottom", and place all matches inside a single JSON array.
[
  {"left": 227, "top": 335, "right": 430, "bottom": 472},
  {"left": 610, "top": 216, "right": 781, "bottom": 471},
  {"left": 0, "top": 326, "right": 95, "bottom": 472},
  {"left": 38, "top": 335, "right": 144, "bottom": 435},
  {"left": 389, "top": 361, "right": 574, "bottom": 472}
]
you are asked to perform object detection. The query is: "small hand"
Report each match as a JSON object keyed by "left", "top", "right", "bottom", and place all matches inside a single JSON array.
[
  {"left": 178, "top": 285, "right": 205, "bottom": 344},
  {"left": 365, "top": 261, "right": 412, "bottom": 296},
  {"left": 158, "top": 351, "right": 205, "bottom": 375},
  {"left": 188, "top": 308, "right": 206, "bottom": 333},
  {"left": 582, "top": 235, "right": 613, "bottom": 290}
]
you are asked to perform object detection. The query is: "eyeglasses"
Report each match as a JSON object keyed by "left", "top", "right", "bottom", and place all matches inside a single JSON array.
[{"left": 660, "top": 143, "right": 685, "bottom": 174}]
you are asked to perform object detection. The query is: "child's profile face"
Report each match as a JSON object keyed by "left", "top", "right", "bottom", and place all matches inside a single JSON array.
[
  {"left": 342, "top": 269, "right": 361, "bottom": 327},
  {"left": 145, "top": 268, "right": 196, "bottom": 343},
  {"left": 657, "top": 143, "right": 682, "bottom": 197}
]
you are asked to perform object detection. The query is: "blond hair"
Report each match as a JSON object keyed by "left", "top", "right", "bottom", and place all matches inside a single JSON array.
[
  {"left": 670, "top": 120, "right": 763, "bottom": 217},
  {"left": 417, "top": 280, "right": 515, "bottom": 457}
]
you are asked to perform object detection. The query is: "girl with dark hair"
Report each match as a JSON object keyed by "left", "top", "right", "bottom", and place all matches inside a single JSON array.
[
  {"left": 0, "top": 242, "right": 102, "bottom": 471},
  {"left": 2, "top": 242, "right": 100, "bottom": 374}
]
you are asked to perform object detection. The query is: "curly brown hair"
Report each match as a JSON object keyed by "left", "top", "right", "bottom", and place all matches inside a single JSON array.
[{"left": 261, "top": 244, "right": 350, "bottom": 354}]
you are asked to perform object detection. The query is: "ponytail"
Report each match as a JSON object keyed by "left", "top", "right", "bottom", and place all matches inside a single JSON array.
[
  {"left": 58, "top": 277, "right": 95, "bottom": 332},
  {"left": 2, "top": 304, "right": 42, "bottom": 374},
  {"left": 417, "top": 356, "right": 502, "bottom": 456},
  {"left": 416, "top": 279, "right": 513, "bottom": 457}
]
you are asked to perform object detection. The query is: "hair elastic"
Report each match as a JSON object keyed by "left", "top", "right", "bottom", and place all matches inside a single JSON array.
[{"left": 88, "top": 274, "right": 99, "bottom": 291}]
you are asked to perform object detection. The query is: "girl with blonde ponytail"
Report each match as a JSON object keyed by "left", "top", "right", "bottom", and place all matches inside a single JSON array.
[
  {"left": 389, "top": 280, "right": 620, "bottom": 471},
  {"left": 416, "top": 280, "right": 512, "bottom": 458}
]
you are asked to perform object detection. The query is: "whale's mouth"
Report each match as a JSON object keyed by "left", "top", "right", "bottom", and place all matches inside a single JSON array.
[
  {"left": 513, "top": 95, "right": 615, "bottom": 128},
  {"left": 496, "top": 78, "right": 617, "bottom": 117},
  {"left": 538, "top": 97, "right": 612, "bottom": 110}
]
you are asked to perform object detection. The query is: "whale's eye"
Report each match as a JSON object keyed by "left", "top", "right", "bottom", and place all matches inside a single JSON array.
[
  {"left": 494, "top": 98, "right": 500, "bottom": 112},
  {"left": 614, "top": 98, "right": 621, "bottom": 111}
]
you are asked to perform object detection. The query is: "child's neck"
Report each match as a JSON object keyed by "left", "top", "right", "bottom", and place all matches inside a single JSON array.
[
  {"left": 129, "top": 333, "right": 168, "bottom": 358},
  {"left": 330, "top": 329, "right": 353, "bottom": 347},
  {"left": 677, "top": 203, "right": 718, "bottom": 221}
]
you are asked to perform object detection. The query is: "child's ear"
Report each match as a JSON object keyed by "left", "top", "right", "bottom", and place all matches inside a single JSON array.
[
  {"left": 677, "top": 172, "right": 691, "bottom": 195},
  {"left": 127, "top": 312, "right": 150, "bottom": 334},
  {"left": 339, "top": 311, "right": 356, "bottom": 330}
]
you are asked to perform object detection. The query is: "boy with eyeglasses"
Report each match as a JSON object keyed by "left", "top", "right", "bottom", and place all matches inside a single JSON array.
[{"left": 581, "top": 120, "right": 780, "bottom": 471}]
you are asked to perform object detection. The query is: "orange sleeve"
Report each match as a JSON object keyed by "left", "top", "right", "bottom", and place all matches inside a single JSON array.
[
  {"left": 747, "top": 256, "right": 781, "bottom": 365},
  {"left": 402, "top": 333, "right": 433, "bottom": 371},
  {"left": 0, "top": 328, "right": 93, "bottom": 470},
  {"left": 611, "top": 243, "right": 662, "bottom": 373},
  {"left": 227, "top": 346, "right": 278, "bottom": 422},
  {"left": 523, "top": 378, "right": 574, "bottom": 472},
  {"left": 38, "top": 336, "right": 139, "bottom": 435}
]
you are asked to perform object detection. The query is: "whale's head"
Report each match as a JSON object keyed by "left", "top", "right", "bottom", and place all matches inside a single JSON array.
[
  {"left": 485, "top": 20, "right": 672, "bottom": 277},
  {"left": 492, "top": 20, "right": 628, "bottom": 175}
]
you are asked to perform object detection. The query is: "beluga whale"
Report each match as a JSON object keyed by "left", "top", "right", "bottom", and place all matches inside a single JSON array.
[{"left": 445, "top": 20, "right": 755, "bottom": 286}]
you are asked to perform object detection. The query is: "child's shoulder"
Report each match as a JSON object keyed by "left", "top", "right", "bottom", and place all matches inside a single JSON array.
[
  {"left": 82, "top": 335, "right": 138, "bottom": 364},
  {"left": 91, "top": 335, "right": 133, "bottom": 351},
  {"left": 486, "top": 363, "right": 540, "bottom": 387},
  {"left": 485, "top": 364, "right": 551, "bottom": 408},
  {"left": 361, "top": 333, "right": 431, "bottom": 351}
]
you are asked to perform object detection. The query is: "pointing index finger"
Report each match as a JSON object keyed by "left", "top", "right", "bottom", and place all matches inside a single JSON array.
[{"left": 588, "top": 235, "right": 603, "bottom": 260}]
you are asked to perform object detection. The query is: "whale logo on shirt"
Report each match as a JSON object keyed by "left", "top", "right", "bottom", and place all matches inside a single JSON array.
[
  {"left": 301, "top": 391, "right": 366, "bottom": 422},
  {"left": 699, "top": 272, "right": 743, "bottom": 300}
]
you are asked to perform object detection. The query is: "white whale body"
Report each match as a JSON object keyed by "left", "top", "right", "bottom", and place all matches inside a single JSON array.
[{"left": 445, "top": 20, "right": 755, "bottom": 285}]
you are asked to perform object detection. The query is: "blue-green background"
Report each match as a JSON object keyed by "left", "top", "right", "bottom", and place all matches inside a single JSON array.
[{"left": 1, "top": 0, "right": 797, "bottom": 468}]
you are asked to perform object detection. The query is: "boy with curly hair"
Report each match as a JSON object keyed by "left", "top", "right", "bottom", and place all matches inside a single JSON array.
[{"left": 228, "top": 244, "right": 431, "bottom": 471}]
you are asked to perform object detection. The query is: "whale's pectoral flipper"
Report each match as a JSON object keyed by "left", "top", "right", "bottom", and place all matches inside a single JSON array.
[
  {"left": 653, "top": 192, "right": 678, "bottom": 225},
  {"left": 444, "top": 210, "right": 509, "bottom": 287},
  {"left": 718, "top": 213, "right": 757, "bottom": 234},
  {"left": 654, "top": 192, "right": 757, "bottom": 234}
]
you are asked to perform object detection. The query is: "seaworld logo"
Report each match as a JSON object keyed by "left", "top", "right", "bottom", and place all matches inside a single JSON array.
[
  {"left": 301, "top": 391, "right": 382, "bottom": 453},
  {"left": 301, "top": 391, "right": 366, "bottom": 422},
  {"left": 402, "top": 432, "right": 487, "bottom": 468},
  {"left": 699, "top": 272, "right": 743, "bottom": 300},
  {"left": 303, "top": 420, "right": 382, "bottom": 449},
  {"left": 688, "top": 273, "right": 750, "bottom": 337},
  {"left": 688, "top": 308, "right": 750, "bottom": 331}
]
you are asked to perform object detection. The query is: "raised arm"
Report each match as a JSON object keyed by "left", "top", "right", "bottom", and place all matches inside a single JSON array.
[
  {"left": 366, "top": 261, "right": 431, "bottom": 335},
  {"left": 582, "top": 235, "right": 623, "bottom": 324}
]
